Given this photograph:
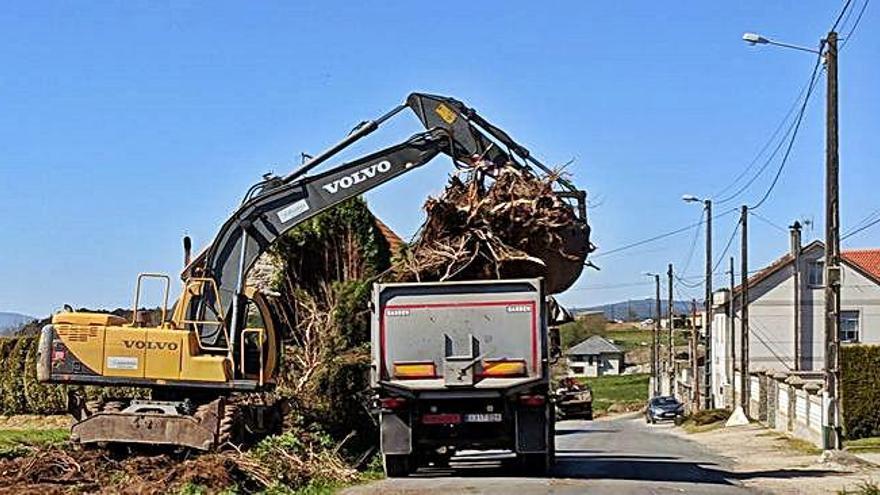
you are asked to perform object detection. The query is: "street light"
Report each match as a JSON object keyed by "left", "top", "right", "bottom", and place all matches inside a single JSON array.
[
  {"left": 742, "top": 32, "right": 821, "bottom": 54},
  {"left": 742, "top": 29, "right": 841, "bottom": 450},
  {"left": 682, "top": 194, "right": 713, "bottom": 410},
  {"left": 644, "top": 272, "right": 661, "bottom": 396}
]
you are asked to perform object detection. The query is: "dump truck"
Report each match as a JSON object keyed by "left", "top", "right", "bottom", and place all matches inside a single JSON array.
[{"left": 371, "top": 278, "right": 555, "bottom": 476}]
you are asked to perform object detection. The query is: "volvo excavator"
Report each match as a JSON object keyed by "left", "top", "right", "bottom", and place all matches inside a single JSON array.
[{"left": 36, "top": 93, "right": 591, "bottom": 450}]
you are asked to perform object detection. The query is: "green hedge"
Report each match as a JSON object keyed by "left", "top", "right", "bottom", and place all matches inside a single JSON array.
[
  {"left": 0, "top": 336, "right": 149, "bottom": 415},
  {"left": 0, "top": 337, "right": 67, "bottom": 414},
  {"left": 841, "top": 345, "right": 880, "bottom": 440}
]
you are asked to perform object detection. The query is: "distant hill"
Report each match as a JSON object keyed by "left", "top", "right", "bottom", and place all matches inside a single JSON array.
[
  {"left": 0, "top": 312, "right": 36, "bottom": 336},
  {"left": 571, "top": 298, "right": 697, "bottom": 322}
]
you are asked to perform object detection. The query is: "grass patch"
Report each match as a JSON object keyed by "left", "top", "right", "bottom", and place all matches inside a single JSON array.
[
  {"left": 0, "top": 428, "right": 68, "bottom": 457},
  {"left": 749, "top": 430, "right": 822, "bottom": 455},
  {"left": 580, "top": 373, "right": 649, "bottom": 415},
  {"left": 846, "top": 437, "right": 880, "bottom": 453},
  {"left": 681, "top": 409, "right": 730, "bottom": 433},
  {"left": 777, "top": 435, "right": 822, "bottom": 455},
  {"left": 682, "top": 421, "right": 725, "bottom": 434}
]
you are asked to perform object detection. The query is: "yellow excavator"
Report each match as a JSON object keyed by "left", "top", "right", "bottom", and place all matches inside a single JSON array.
[{"left": 36, "top": 93, "right": 590, "bottom": 450}]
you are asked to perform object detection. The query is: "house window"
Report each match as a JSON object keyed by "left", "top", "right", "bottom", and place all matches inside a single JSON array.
[
  {"left": 840, "top": 310, "right": 860, "bottom": 343},
  {"left": 808, "top": 261, "right": 824, "bottom": 287},
  {"left": 571, "top": 366, "right": 584, "bottom": 375},
  {"left": 587, "top": 355, "right": 595, "bottom": 366}
]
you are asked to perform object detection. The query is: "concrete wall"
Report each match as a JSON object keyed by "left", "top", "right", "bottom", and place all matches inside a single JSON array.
[{"left": 731, "top": 371, "right": 825, "bottom": 447}]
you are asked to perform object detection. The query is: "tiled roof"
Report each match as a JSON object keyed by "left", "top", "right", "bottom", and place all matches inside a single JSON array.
[
  {"left": 731, "top": 240, "right": 823, "bottom": 296},
  {"left": 727, "top": 242, "right": 880, "bottom": 299},
  {"left": 566, "top": 335, "right": 623, "bottom": 356},
  {"left": 373, "top": 217, "right": 406, "bottom": 254},
  {"left": 842, "top": 248, "right": 880, "bottom": 283}
]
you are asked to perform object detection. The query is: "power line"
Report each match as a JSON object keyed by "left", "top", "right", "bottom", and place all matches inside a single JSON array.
[
  {"left": 715, "top": 0, "right": 859, "bottom": 208},
  {"left": 749, "top": 211, "right": 788, "bottom": 233},
  {"left": 831, "top": 0, "right": 856, "bottom": 31},
  {"left": 675, "top": 275, "right": 703, "bottom": 289},
  {"left": 592, "top": 208, "right": 737, "bottom": 259},
  {"left": 842, "top": 216, "right": 880, "bottom": 240},
  {"left": 712, "top": 219, "right": 741, "bottom": 274},
  {"left": 838, "top": 0, "right": 859, "bottom": 33},
  {"left": 714, "top": 77, "right": 815, "bottom": 203},
  {"left": 843, "top": 206, "right": 880, "bottom": 237},
  {"left": 841, "top": 0, "right": 871, "bottom": 50},
  {"left": 678, "top": 209, "right": 704, "bottom": 275},
  {"left": 567, "top": 281, "right": 655, "bottom": 292},
  {"left": 749, "top": 52, "right": 824, "bottom": 210}
]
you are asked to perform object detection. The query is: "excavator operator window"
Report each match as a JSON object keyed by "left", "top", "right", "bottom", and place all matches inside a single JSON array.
[{"left": 181, "top": 278, "right": 230, "bottom": 352}]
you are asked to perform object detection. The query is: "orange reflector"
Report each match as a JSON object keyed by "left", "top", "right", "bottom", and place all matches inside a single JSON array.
[
  {"left": 393, "top": 362, "right": 437, "bottom": 379},
  {"left": 480, "top": 359, "right": 527, "bottom": 377}
]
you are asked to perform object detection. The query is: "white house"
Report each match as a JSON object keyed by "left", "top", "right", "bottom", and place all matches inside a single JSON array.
[
  {"left": 566, "top": 335, "right": 624, "bottom": 377},
  {"left": 710, "top": 223, "right": 880, "bottom": 407}
]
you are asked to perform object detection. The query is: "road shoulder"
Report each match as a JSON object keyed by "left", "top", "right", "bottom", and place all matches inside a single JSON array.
[{"left": 664, "top": 419, "right": 880, "bottom": 494}]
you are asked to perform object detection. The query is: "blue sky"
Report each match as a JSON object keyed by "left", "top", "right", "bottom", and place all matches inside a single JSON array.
[{"left": 1, "top": 1, "right": 877, "bottom": 317}]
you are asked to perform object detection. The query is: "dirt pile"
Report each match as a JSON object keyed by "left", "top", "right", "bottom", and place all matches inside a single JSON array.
[{"left": 393, "top": 161, "right": 589, "bottom": 293}]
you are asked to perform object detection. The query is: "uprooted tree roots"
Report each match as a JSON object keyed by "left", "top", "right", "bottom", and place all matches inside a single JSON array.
[
  {"left": 0, "top": 431, "right": 358, "bottom": 494},
  {"left": 392, "top": 162, "right": 589, "bottom": 294}
]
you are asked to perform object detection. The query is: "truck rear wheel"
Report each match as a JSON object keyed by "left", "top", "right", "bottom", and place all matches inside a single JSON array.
[{"left": 383, "top": 454, "right": 412, "bottom": 477}]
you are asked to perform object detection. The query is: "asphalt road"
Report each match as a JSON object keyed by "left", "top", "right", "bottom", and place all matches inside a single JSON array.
[{"left": 345, "top": 414, "right": 756, "bottom": 495}]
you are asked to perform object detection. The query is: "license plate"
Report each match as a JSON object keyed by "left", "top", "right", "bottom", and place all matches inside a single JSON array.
[{"left": 464, "top": 413, "right": 502, "bottom": 423}]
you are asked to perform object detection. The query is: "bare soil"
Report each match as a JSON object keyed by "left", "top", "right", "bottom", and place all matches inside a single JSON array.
[{"left": 669, "top": 421, "right": 880, "bottom": 494}]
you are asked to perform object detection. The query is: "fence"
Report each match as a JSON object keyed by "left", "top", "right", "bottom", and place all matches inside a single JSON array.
[{"left": 728, "top": 370, "right": 825, "bottom": 447}]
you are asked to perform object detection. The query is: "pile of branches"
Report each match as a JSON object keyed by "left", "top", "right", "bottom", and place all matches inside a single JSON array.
[
  {"left": 0, "top": 430, "right": 358, "bottom": 494},
  {"left": 393, "top": 161, "right": 588, "bottom": 293}
]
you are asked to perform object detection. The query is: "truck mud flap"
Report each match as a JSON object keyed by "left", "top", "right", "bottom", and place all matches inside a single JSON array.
[
  {"left": 380, "top": 412, "right": 412, "bottom": 455},
  {"left": 71, "top": 412, "right": 217, "bottom": 451},
  {"left": 515, "top": 407, "right": 548, "bottom": 453}
]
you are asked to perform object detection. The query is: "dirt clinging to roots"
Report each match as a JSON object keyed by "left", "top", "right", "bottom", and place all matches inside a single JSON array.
[{"left": 392, "top": 161, "right": 590, "bottom": 294}]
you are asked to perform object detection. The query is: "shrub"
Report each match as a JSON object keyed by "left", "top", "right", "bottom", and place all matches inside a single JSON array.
[
  {"left": 689, "top": 408, "right": 730, "bottom": 426},
  {"left": 841, "top": 345, "right": 880, "bottom": 440}
]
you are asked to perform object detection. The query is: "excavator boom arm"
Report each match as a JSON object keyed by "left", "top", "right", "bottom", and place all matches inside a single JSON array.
[{"left": 189, "top": 93, "right": 587, "bottom": 345}]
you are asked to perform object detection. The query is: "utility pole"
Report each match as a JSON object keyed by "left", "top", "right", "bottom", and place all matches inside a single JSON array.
[
  {"left": 667, "top": 263, "right": 675, "bottom": 392},
  {"left": 729, "top": 256, "right": 736, "bottom": 407},
  {"left": 824, "top": 30, "right": 842, "bottom": 451},
  {"left": 740, "top": 205, "right": 750, "bottom": 414},
  {"left": 704, "top": 199, "right": 714, "bottom": 410},
  {"left": 653, "top": 273, "right": 661, "bottom": 396},
  {"left": 691, "top": 298, "right": 700, "bottom": 411},
  {"left": 791, "top": 221, "right": 802, "bottom": 371}
]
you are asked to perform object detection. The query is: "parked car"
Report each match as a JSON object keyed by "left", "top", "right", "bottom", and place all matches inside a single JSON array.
[
  {"left": 645, "top": 396, "right": 684, "bottom": 424},
  {"left": 555, "top": 377, "right": 593, "bottom": 420}
]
